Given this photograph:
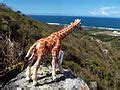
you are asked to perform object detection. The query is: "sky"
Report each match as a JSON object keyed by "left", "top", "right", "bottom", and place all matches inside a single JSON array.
[{"left": 0, "top": 0, "right": 120, "bottom": 18}]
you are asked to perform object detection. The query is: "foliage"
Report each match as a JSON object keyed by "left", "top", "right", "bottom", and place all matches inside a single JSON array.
[{"left": 0, "top": 4, "right": 120, "bottom": 89}]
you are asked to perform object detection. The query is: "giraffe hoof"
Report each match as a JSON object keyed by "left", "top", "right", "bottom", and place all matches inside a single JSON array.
[
  {"left": 60, "top": 70, "right": 64, "bottom": 74},
  {"left": 26, "top": 76, "right": 31, "bottom": 81},
  {"left": 52, "top": 76, "right": 57, "bottom": 82},
  {"left": 32, "top": 81, "right": 38, "bottom": 86}
]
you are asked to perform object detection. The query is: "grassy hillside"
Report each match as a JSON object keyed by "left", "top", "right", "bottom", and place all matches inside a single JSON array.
[{"left": 0, "top": 4, "right": 120, "bottom": 89}]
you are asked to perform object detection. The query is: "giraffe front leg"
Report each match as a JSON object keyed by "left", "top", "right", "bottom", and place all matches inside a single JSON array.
[
  {"left": 51, "top": 52, "right": 57, "bottom": 81},
  {"left": 51, "top": 40, "right": 61, "bottom": 81},
  {"left": 58, "top": 50, "right": 64, "bottom": 73},
  {"left": 52, "top": 57, "right": 57, "bottom": 81},
  {"left": 58, "top": 63, "right": 64, "bottom": 73}
]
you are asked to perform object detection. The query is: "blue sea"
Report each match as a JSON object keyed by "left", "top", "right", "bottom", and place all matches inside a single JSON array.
[{"left": 30, "top": 15, "right": 120, "bottom": 30}]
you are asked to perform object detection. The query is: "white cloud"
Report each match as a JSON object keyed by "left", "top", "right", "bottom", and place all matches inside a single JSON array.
[
  {"left": 100, "top": 6, "right": 116, "bottom": 10},
  {"left": 89, "top": 6, "right": 120, "bottom": 16},
  {"left": 99, "top": 8, "right": 109, "bottom": 15},
  {"left": 89, "top": 11, "right": 96, "bottom": 15},
  {"left": 111, "top": 11, "right": 120, "bottom": 14}
]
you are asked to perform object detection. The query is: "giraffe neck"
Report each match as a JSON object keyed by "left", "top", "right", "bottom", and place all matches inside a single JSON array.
[{"left": 58, "top": 24, "right": 75, "bottom": 40}]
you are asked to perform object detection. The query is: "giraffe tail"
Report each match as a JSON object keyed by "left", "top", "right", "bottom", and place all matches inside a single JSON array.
[{"left": 25, "top": 42, "right": 36, "bottom": 60}]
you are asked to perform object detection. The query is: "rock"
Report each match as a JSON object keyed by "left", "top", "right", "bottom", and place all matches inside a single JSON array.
[
  {"left": 102, "top": 49, "right": 109, "bottom": 55},
  {"left": 2, "top": 66, "right": 89, "bottom": 90}
]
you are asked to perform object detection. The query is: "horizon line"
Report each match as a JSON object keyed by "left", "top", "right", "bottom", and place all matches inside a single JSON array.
[{"left": 27, "top": 14, "right": 120, "bottom": 19}]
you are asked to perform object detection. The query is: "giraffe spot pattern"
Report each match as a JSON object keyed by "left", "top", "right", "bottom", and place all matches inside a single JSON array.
[{"left": 27, "top": 19, "right": 81, "bottom": 64}]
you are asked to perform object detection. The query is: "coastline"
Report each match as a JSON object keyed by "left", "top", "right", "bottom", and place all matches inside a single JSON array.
[
  {"left": 47, "top": 22, "right": 120, "bottom": 31},
  {"left": 29, "top": 15, "right": 120, "bottom": 31}
]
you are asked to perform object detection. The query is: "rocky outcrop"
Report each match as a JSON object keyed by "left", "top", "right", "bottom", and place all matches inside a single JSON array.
[{"left": 3, "top": 65, "right": 89, "bottom": 89}]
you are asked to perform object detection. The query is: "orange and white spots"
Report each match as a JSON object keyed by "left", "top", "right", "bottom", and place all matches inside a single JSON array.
[{"left": 25, "top": 19, "right": 82, "bottom": 86}]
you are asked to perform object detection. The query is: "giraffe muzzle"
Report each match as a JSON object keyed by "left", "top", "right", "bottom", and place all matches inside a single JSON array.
[{"left": 76, "top": 25, "right": 83, "bottom": 30}]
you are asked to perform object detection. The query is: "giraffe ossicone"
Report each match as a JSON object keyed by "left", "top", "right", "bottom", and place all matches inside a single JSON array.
[
  {"left": 25, "top": 19, "right": 82, "bottom": 86},
  {"left": 75, "top": 19, "right": 81, "bottom": 22}
]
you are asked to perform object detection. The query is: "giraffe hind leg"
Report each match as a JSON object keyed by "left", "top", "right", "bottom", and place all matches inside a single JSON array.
[
  {"left": 25, "top": 53, "right": 36, "bottom": 81},
  {"left": 25, "top": 66, "right": 31, "bottom": 81},
  {"left": 32, "top": 53, "right": 43, "bottom": 86}
]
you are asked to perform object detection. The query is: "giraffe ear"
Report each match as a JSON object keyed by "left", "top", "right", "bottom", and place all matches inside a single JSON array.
[{"left": 71, "top": 22, "right": 73, "bottom": 25}]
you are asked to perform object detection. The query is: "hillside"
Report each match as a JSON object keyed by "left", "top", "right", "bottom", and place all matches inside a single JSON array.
[{"left": 0, "top": 4, "right": 120, "bottom": 89}]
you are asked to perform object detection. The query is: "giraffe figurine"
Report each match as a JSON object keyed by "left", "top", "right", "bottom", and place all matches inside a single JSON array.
[{"left": 25, "top": 19, "right": 82, "bottom": 86}]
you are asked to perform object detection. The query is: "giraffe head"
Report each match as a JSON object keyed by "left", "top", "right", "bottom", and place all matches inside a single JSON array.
[{"left": 71, "top": 19, "right": 83, "bottom": 30}]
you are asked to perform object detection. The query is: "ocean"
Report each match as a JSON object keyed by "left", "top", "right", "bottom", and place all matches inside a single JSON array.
[{"left": 30, "top": 15, "right": 120, "bottom": 30}]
